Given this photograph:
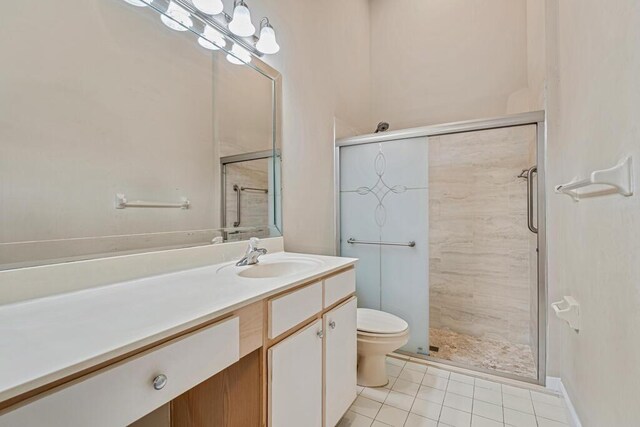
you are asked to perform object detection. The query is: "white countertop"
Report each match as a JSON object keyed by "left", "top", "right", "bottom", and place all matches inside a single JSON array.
[{"left": 0, "top": 251, "right": 356, "bottom": 403}]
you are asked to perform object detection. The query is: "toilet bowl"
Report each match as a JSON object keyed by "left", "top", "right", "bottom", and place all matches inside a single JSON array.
[{"left": 357, "top": 308, "right": 410, "bottom": 387}]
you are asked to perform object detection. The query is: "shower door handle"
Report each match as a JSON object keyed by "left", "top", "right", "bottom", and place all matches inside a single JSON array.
[
  {"left": 526, "top": 166, "right": 538, "bottom": 234},
  {"left": 233, "top": 184, "right": 241, "bottom": 227}
]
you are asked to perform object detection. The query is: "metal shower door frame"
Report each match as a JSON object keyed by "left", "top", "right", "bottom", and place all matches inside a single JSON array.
[{"left": 334, "top": 111, "right": 548, "bottom": 385}]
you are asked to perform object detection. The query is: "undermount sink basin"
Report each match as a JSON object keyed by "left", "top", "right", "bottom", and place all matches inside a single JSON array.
[{"left": 237, "top": 259, "right": 321, "bottom": 279}]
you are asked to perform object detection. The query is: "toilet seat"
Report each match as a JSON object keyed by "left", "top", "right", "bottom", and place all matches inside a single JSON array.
[{"left": 357, "top": 308, "right": 408, "bottom": 334}]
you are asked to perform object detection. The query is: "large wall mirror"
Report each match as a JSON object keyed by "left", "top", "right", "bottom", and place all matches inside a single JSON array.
[{"left": 0, "top": 0, "right": 282, "bottom": 270}]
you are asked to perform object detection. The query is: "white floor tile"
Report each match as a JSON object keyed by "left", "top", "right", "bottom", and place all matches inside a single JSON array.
[
  {"left": 386, "top": 357, "right": 406, "bottom": 368},
  {"left": 384, "top": 390, "right": 415, "bottom": 411},
  {"left": 338, "top": 410, "right": 374, "bottom": 427},
  {"left": 400, "top": 368, "right": 426, "bottom": 384},
  {"left": 384, "top": 376, "right": 398, "bottom": 390},
  {"left": 530, "top": 391, "right": 564, "bottom": 407},
  {"left": 417, "top": 385, "right": 446, "bottom": 404},
  {"left": 361, "top": 386, "right": 390, "bottom": 403},
  {"left": 422, "top": 373, "right": 449, "bottom": 391},
  {"left": 472, "top": 400, "right": 503, "bottom": 422},
  {"left": 405, "top": 412, "right": 439, "bottom": 427},
  {"left": 405, "top": 361, "right": 429, "bottom": 373},
  {"left": 439, "top": 406, "right": 472, "bottom": 427},
  {"left": 447, "top": 381, "right": 474, "bottom": 398},
  {"left": 351, "top": 395, "right": 383, "bottom": 419},
  {"left": 386, "top": 364, "right": 403, "bottom": 378},
  {"left": 474, "top": 379, "right": 501, "bottom": 392},
  {"left": 428, "top": 367, "right": 451, "bottom": 378},
  {"left": 536, "top": 417, "right": 568, "bottom": 427},
  {"left": 501, "top": 385, "right": 530, "bottom": 399},
  {"left": 375, "top": 405, "right": 408, "bottom": 427},
  {"left": 471, "top": 415, "right": 504, "bottom": 427},
  {"left": 532, "top": 401, "right": 568, "bottom": 423},
  {"left": 503, "top": 408, "right": 536, "bottom": 427},
  {"left": 371, "top": 421, "right": 392, "bottom": 427},
  {"left": 357, "top": 386, "right": 365, "bottom": 394},
  {"left": 411, "top": 397, "right": 443, "bottom": 420},
  {"left": 450, "top": 372, "right": 475, "bottom": 385},
  {"left": 474, "top": 387, "right": 502, "bottom": 405},
  {"left": 443, "top": 392, "right": 473, "bottom": 412},
  {"left": 502, "top": 394, "right": 534, "bottom": 414},
  {"left": 392, "top": 378, "right": 420, "bottom": 396}
]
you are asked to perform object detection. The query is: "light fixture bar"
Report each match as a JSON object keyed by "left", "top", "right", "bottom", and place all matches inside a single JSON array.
[{"left": 170, "top": 0, "right": 264, "bottom": 57}]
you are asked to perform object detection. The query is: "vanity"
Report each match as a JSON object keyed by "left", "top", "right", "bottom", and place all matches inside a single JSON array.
[{"left": 0, "top": 246, "right": 357, "bottom": 427}]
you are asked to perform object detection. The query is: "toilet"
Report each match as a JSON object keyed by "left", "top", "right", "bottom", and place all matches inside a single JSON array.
[{"left": 357, "top": 308, "right": 410, "bottom": 387}]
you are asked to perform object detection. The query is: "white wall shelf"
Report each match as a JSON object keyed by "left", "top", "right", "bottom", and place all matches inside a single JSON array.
[{"left": 555, "top": 156, "right": 633, "bottom": 201}]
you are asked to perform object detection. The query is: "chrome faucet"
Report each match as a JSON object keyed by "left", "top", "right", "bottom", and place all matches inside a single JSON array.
[{"left": 236, "top": 237, "right": 267, "bottom": 266}]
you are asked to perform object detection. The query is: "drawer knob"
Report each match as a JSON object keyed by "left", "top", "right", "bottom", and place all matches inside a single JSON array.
[
  {"left": 329, "top": 321, "right": 336, "bottom": 329},
  {"left": 153, "top": 374, "right": 168, "bottom": 390},
  {"left": 317, "top": 330, "right": 324, "bottom": 339}
]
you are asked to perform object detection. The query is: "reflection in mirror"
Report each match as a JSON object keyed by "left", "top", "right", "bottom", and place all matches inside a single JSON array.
[{"left": 0, "top": 0, "right": 281, "bottom": 270}]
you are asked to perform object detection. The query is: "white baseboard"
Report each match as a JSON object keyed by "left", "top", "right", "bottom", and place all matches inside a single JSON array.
[{"left": 546, "top": 376, "right": 582, "bottom": 427}]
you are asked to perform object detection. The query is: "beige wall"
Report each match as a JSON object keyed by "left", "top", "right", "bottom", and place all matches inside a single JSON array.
[
  {"left": 429, "top": 125, "right": 537, "bottom": 347},
  {"left": 369, "top": 0, "right": 530, "bottom": 130},
  {"left": 249, "top": 0, "right": 373, "bottom": 255},
  {"left": 545, "top": 0, "right": 640, "bottom": 424}
]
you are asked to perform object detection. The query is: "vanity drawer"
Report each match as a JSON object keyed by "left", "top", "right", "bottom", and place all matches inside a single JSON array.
[
  {"left": 323, "top": 269, "right": 356, "bottom": 308},
  {"left": 0, "top": 316, "right": 239, "bottom": 427},
  {"left": 268, "top": 282, "right": 323, "bottom": 339}
]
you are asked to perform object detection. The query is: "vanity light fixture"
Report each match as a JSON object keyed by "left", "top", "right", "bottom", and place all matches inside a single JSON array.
[
  {"left": 198, "top": 25, "right": 226, "bottom": 50},
  {"left": 161, "top": 1, "right": 193, "bottom": 31},
  {"left": 192, "top": 0, "right": 224, "bottom": 16},
  {"left": 228, "top": 0, "right": 255, "bottom": 37},
  {"left": 255, "top": 18, "right": 280, "bottom": 54},
  {"left": 226, "top": 43, "right": 251, "bottom": 65}
]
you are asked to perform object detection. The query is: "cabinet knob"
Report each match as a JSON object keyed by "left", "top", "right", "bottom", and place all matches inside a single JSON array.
[
  {"left": 153, "top": 374, "right": 168, "bottom": 390},
  {"left": 317, "top": 330, "right": 324, "bottom": 339},
  {"left": 329, "top": 321, "right": 336, "bottom": 329}
]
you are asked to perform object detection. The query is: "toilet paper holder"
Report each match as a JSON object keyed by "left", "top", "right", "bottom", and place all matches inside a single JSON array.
[{"left": 551, "top": 296, "right": 580, "bottom": 332}]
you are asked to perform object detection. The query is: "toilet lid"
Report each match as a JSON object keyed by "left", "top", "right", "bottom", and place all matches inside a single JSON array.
[{"left": 357, "top": 308, "right": 409, "bottom": 334}]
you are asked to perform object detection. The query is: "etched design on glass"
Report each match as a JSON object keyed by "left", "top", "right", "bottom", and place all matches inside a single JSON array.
[{"left": 355, "top": 146, "right": 407, "bottom": 226}]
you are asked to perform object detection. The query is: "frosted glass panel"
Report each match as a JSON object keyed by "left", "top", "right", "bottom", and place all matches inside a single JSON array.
[{"left": 340, "top": 137, "right": 429, "bottom": 353}]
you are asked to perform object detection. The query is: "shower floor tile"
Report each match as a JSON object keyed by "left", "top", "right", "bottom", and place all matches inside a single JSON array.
[{"left": 428, "top": 328, "right": 537, "bottom": 379}]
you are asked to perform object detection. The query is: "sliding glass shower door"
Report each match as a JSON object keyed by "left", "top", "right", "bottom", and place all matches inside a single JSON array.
[
  {"left": 337, "top": 115, "right": 546, "bottom": 383},
  {"left": 339, "top": 138, "right": 430, "bottom": 355}
]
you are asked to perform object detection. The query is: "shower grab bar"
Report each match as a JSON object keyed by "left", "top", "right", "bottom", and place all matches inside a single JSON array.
[
  {"left": 241, "top": 186, "right": 268, "bottom": 193},
  {"left": 115, "top": 193, "right": 190, "bottom": 209},
  {"left": 347, "top": 238, "right": 416, "bottom": 248},
  {"left": 233, "top": 185, "right": 241, "bottom": 227}
]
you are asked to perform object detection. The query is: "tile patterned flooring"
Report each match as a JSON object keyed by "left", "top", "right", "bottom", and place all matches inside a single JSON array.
[
  {"left": 429, "top": 328, "right": 537, "bottom": 379},
  {"left": 338, "top": 357, "right": 570, "bottom": 427}
]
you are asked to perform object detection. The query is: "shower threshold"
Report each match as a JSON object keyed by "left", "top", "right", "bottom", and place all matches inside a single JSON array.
[{"left": 425, "top": 328, "right": 537, "bottom": 380}]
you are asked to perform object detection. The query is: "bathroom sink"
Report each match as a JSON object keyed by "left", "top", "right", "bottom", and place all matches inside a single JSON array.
[{"left": 237, "top": 259, "right": 321, "bottom": 279}]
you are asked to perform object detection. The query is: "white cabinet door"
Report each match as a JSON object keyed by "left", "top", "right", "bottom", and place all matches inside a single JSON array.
[
  {"left": 268, "top": 319, "right": 323, "bottom": 427},
  {"left": 324, "top": 297, "right": 357, "bottom": 427}
]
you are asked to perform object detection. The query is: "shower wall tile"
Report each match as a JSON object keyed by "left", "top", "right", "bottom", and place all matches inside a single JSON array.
[{"left": 428, "top": 125, "right": 537, "bottom": 346}]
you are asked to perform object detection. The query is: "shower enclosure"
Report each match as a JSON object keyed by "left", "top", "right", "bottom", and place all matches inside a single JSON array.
[
  {"left": 221, "top": 150, "right": 282, "bottom": 242},
  {"left": 335, "top": 112, "right": 546, "bottom": 384}
]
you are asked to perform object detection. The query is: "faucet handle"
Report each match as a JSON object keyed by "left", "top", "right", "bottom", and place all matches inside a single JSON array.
[{"left": 249, "top": 237, "right": 260, "bottom": 248}]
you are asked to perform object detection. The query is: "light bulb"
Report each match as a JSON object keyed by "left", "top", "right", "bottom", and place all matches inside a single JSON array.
[
  {"left": 256, "top": 21, "right": 280, "bottom": 54},
  {"left": 228, "top": 1, "right": 255, "bottom": 37},
  {"left": 192, "top": 0, "right": 223, "bottom": 15},
  {"left": 122, "top": 0, "right": 150, "bottom": 6},
  {"left": 226, "top": 43, "right": 251, "bottom": 65},
  {"left": 198, "top": 25, "right": 226, "bottom": 50},
  {"left": 160, "top": 2, "right": 193, "bottom": 32}
]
